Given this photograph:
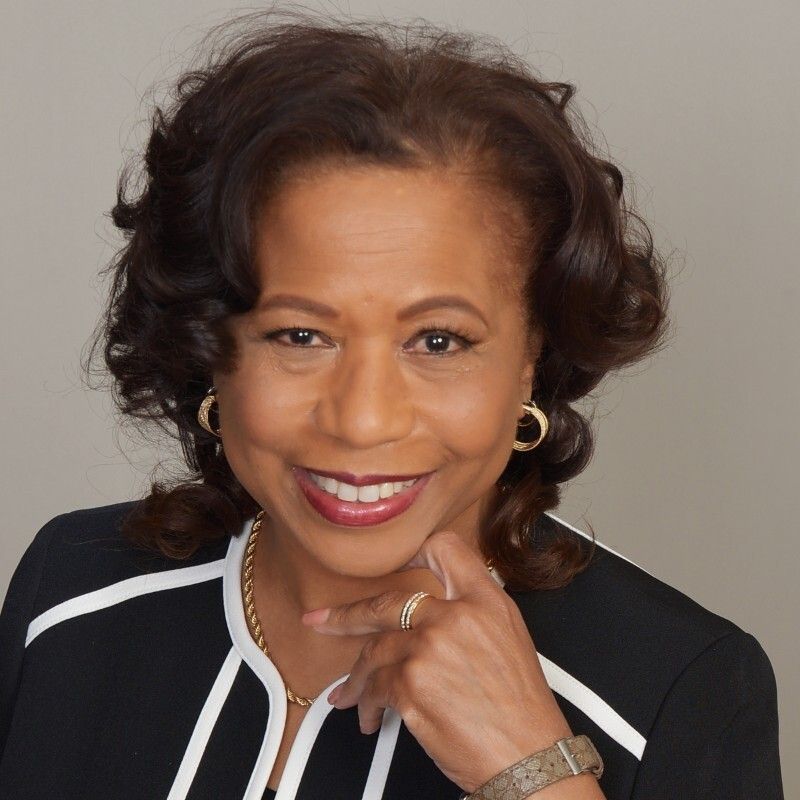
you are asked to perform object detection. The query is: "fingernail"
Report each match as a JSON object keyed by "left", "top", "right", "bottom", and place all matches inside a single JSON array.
[
  {"left": 302, "top": 608, "right": 330, "bottom": 625},
  {"left": 327, "top": 686, "right": 341, "bottom": 705}
]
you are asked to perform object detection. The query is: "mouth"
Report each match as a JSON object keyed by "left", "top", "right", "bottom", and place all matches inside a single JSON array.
[{"left": 291, "top": 466, "right": 435, "bottom": 527}]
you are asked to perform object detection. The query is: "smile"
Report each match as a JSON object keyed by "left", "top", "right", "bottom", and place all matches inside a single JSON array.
[{"left": 292, "top": 466, "right": 434, "bottom": 527}]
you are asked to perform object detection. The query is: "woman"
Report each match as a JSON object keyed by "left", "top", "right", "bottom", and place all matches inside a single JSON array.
[{"left": 0, "top": 9, "right": 783, "bottom": 800}]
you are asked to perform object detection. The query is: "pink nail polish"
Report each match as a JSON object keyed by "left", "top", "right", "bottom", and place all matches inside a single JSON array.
[{"left": 303, "top": 608, "right": 330, "bottom": 625}]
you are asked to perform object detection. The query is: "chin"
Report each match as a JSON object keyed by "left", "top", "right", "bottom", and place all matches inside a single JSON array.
[{"left": 318, "top": 545, "right": 420, "bottom": 580}]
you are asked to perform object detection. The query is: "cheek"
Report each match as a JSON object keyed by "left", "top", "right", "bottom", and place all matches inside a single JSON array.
[
  {"left": 216, "top": 383, "right": 301, "bottom": 508},
  {"left": 226, "top": 394, "right": 290, "bottom": 443},
  {"left": 421, "top": 379, "right": 514, "bottom": 459},
  {"left": 218, "top": 361, "right": 307, "bottom": 449},
  {"left": 215, "top": 405, "right": 298, "bottom": 515}
]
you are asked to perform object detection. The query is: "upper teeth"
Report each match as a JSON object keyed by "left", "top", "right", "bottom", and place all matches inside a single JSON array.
[{"left": 308, "top": 471, "right": 418, "bottom": 503}]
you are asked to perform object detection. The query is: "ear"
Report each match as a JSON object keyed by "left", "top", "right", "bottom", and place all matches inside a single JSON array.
[{"left": 519, "top": 326, "right": 544, "bottom": 402}]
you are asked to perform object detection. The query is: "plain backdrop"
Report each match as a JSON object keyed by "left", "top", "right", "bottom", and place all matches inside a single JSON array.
[{"left": 1, "top": 1, "right": 797, "bottom": 794}]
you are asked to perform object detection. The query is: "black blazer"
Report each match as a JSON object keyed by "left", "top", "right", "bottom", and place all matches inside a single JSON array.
[{"left": 0, "top": 501, "right": 784, "bottom": 799}]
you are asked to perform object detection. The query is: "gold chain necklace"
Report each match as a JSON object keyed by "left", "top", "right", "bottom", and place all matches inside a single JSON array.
[
  {"left": 240, "top": 509, "right": 497, "bottom": 708},
  {"left": 241, "top": 510, "right": 315, "bottom": 706}
]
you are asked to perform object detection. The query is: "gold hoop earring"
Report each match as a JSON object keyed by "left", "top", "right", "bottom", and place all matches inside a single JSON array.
[
  {"left": 197, "top": 386, "right": 221, "bottom": 437},
  {"left": 512, "top": 400, "right": 548, "bottom": 451}
]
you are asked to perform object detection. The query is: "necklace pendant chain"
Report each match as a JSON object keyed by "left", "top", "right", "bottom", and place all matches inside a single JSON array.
[{"left": 241, "top": 510, "right": 315, "bottom": 706}]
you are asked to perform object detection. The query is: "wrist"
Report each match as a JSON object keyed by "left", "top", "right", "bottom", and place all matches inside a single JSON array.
[{"left": 475, "top": 718, "right": 574, "bottom": 790}]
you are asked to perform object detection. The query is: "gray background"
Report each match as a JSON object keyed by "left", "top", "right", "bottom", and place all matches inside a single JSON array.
[{"left": 1, "top": 1, "right": 797, "bottom": 794}]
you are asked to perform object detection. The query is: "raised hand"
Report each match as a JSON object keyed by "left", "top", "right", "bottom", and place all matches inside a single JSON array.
[{"left": 300, "top": 529, "right": 585, "bottom": 794}]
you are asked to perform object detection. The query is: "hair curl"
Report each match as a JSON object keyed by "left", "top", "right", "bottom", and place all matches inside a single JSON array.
[{"left": 84, "top": 7, "right": 672, "bottom": 592}]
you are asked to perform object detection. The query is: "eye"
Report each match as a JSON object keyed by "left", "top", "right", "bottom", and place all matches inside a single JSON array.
[
  {"left": 407, "top": 327, "right": 478, "bottom": 357},
  {"left": 262, "top": 327, "right": 328, "bottom": 348}
]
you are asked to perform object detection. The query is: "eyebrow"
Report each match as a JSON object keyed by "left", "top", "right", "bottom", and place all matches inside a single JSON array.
[{"left": 256, "top": 293, "right": 489, "bottom": 326}]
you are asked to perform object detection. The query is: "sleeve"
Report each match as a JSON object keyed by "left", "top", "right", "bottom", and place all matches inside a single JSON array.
[
  {"left": 0, "top": 513, "right": 63, "bottom": 761},
  {"left": 631, "top": 628, "right": 784, "bottom": 799}
]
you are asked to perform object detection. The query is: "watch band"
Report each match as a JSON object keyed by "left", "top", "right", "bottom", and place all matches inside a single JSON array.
[{"left": 458, "top": 734, "right": 603, "bottom": 799}]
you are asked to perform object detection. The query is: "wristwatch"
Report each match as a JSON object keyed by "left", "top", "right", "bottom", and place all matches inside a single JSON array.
[{"left": 458, "top": 735, "right": 603, "bottom": 799}]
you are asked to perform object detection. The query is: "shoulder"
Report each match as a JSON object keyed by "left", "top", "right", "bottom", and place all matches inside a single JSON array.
[
  {"left": 10, "top": 500, "right": 230, "bottom": 621},
  {"left": 0, "top": 499, "right": 226, "bottom": 744},
  {"left": 0, "top": 503, "right": 243, "bottom": 774},
  {"left": 507, "top": 512, "right": 778, "bottom": 760},
  {"left": 523, "top": 510, "right": 745, "bottom": 651},
  {"left": 546, "top": 510, "right": 737, "bottom": 636}
]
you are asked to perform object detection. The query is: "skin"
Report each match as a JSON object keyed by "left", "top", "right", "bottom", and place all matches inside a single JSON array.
[{"left": 215, "top": 165, "right": 606, "bottom": 798}]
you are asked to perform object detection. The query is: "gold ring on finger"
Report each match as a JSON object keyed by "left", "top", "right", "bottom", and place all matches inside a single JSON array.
[{"left": 400, "top": 591, "right": 432, "bottom": 631}]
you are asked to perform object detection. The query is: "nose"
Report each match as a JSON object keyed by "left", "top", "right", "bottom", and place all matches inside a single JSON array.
[{"left": 314, "top": 337, "right": 415, "bottom": 449}]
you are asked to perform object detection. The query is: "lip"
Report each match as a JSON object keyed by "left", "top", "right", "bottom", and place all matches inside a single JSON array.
[
  {"left": 292, "top": 466, "right": 434, "bottom": 527},
  {"left": 295, "top": 466, "right": 431, "bottom": 486}
]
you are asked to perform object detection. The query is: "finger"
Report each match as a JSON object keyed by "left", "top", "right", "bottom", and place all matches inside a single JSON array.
[
  {"left": 303, "top": 589, "right": 442, "bottom": 635},
  {"left": 356, "top": 665, "right": 397, "bottom": 734},
  {"left": 329, "top": 631, "right": 409, "bottom": 709},
  {"left": 396, "top": 529, "right": 499, "bottom": 600}
]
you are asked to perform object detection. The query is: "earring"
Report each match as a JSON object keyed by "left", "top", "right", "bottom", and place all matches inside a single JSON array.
[
  {"left": 512, "top": 399, "right": 548, "bottom": 451},
  {"left": 197, "top": 386, "right": 222, "bottom": 437}
]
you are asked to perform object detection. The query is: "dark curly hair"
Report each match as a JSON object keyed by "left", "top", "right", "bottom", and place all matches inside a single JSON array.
[{"left": 84, "top": 7, "right": 672, "bottom": 592}]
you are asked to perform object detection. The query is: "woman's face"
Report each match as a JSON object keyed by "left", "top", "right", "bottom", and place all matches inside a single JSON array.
[{"left": 217, "top": 165, "right": 541, "bottom": 578}]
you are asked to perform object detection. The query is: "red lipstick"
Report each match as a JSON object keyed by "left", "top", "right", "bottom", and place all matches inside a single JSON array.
[{"left": 292, "top": 466, "right": 433, "bottom": 527}]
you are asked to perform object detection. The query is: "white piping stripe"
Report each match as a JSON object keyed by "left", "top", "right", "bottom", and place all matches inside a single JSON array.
[
  {"left": 362, "top": 707, "right": 403, "bottom": 800},
  {"left": 273, "top": 674, "right": 350, "bottom": 800},
  {"left": 223, "top": 526, "right": 287, "bottom": 800},
  {"left": 224, "top": 520, "right": 358, "bottom": 800},
  {"left": 25, "top": 559, "right": 225, "bottom": 648},
  {"left": 539, "top": 654, "right": 647, "bottom": 759},
  {"left": 543, "top": 511, "right": 654, "bottom": 577},
  {"left": 493, "top": 522, "right": 647, "bottom": 759},
  {"left": 166, "top": 646, "right": 242, "bottom": 800}
]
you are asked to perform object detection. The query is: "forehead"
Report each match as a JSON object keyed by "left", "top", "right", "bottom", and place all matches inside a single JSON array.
[{"left": 251, "top": 166, "right": 525, "bottom": 309}]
